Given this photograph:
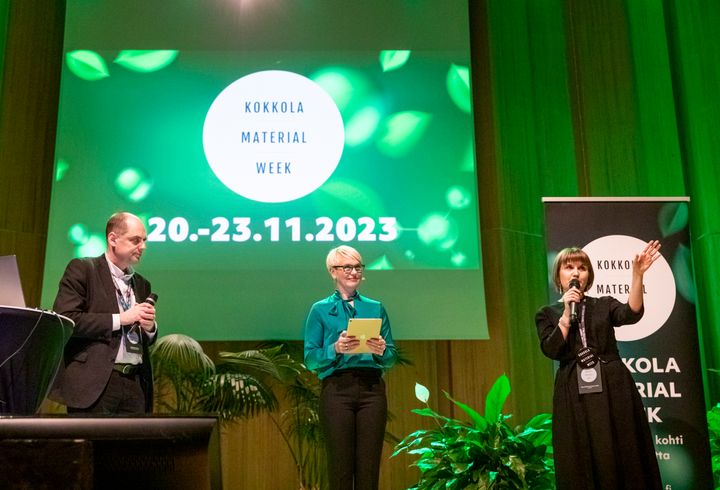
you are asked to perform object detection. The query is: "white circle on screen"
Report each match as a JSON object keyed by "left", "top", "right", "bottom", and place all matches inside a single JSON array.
[{"left": 203, "top": 70, "right": 345, "bottom": 203}]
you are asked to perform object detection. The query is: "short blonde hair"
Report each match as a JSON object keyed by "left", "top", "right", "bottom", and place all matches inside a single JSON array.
[
  {"left": 326, "top": 246, "right": 363, "bottom": 273},
  {"left": 551, "top": 247, "right": 594, "bottom": 292}
]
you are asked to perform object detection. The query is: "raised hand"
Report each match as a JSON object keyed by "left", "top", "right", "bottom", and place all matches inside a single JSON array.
[{"left": 633, "top": 240, "right": 662, "bottom": 276}]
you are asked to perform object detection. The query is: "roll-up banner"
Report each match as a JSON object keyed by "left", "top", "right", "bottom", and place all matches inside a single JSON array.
[{"left": 542, "top": 197, "right": 712, "bottom": 489}]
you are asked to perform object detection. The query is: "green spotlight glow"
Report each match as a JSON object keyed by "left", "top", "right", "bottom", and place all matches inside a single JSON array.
[
  {"left": 451, "top": 251, "right": 467, "bottom": 267},
  {"left": 75, "top": 234, "right": 105, "bottom": 258},
  {"left": 446, "top": 185, "right": 472, "bottom": 210},
  {"left": 417, "top": 213, "right": 458, "bottom": 250},
  {"left": 115, "top": 167, "right": 152, "bottom": 202},
  {"left": 67, "top": 223, "right": 90, "bottom": 245}
]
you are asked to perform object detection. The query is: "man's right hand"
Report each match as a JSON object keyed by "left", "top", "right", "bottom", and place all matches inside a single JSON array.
[{"left": 119, "top": 302, "right": 155, "bottom": 327}]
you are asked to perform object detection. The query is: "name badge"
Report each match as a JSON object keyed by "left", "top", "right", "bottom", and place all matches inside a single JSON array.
[
  {"left": 576, "top": 346, "right": 598, "bottom": 369},
  {"left": 123, "top": 326, "right": 143, "bottom": 354},
  {"left": 577, "top": 363, "right": 603, "bottom": 394}
]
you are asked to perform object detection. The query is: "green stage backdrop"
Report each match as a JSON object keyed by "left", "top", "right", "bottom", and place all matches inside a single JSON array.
[{"left": 40, "top": 0, "right": 489, "bottom": 340}]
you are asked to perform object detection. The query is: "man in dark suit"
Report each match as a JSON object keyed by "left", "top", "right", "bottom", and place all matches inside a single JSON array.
[{"left": 50, "top": 212, "right": 157, "bottom": 414}]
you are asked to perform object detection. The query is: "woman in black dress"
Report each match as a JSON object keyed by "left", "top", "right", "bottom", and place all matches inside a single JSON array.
[{"left": 535, "top": 241, "right": 663, "bottom": 489}]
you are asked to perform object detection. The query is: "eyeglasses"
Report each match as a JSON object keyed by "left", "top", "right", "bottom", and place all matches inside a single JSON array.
[{"left": 333, "top": 264, "right": 365, "bottom": 274}]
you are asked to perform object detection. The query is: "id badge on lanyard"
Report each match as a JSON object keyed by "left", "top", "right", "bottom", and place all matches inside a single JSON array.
[
  {"left": 575, "top": 303, "right": 602, "bottom": 394},
  {"left": 116, "top": 286, "right": 143, "bottom": 355}
]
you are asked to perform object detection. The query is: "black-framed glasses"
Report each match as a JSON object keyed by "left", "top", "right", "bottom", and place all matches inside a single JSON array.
[{"left": 333, "top": 264, "right": 365, "bottom": 274}]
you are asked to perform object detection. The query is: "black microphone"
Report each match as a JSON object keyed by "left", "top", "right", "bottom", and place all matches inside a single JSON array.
[
  {"left": 130, "top": 293, "right": 158, "bottom": 330},
  {"left": 568, "top": 279, "right": 580, "bottom": 324}
]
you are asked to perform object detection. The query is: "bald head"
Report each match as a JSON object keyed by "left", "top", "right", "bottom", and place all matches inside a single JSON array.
[
  {"left": 106, "top": 212, "right": 141, "bottom": 239},
  {"left": 105, "top": 212, "right": 147, "bottom": 269}
]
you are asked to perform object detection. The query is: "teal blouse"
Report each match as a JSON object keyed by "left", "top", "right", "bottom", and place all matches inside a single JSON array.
[{"left": 303, "top": 291, "right": 398, "bottom": 379}]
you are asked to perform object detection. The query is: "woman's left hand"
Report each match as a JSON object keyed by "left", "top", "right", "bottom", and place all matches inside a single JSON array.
[
  {"left": 633, "top": 240, "right": 662, "bottom": 276},
  {"left": 366, "top": 336, "right": 386, "bottom": 356}
]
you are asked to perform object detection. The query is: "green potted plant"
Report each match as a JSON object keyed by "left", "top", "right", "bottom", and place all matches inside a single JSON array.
[
  {"left": 393, "top": 374, "right": 555, "bottom": 489},
  {"left": 151, "top": 334, "right": 298, "bottom": 419},
  {"left": 707, "top": 403, "right": 720, "bottom": 488}
]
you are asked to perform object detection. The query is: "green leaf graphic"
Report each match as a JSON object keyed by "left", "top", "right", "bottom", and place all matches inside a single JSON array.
[
  {"left": 657, "top": 201, "right": 689, "bottom": 237},
  {"left": 367, "top": 254, "right": 394, "bottom": 271},
  {"left": 314, "top": 178, "right": 387, "bottom": 217},
  {"left": 55, "top": 159, "right": 70, "bottom": 182},
  {"left": 66, "top": 50, "right": 109, "bottom": 81},
  {"left": 446, "top": 64, "right": 471, "bottom": 113},
  {"left": 376, "top": 111, "right": 432, "bottom": 157},
  {"left": 379, "top": 50, "right": 411, "bottom": 72},
  {"left": 114, "top": 50, "right": 179, "bottom": 73},
  {"left": 345, "top": 105, "right": 382, "bottom": 147},
  {"left": 672, "top": 244, "right": 696, "bottom": 303}
]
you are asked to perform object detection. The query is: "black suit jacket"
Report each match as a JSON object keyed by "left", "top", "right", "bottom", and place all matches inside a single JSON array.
[{"left": 50, "top": 255, "right": 155, "bottom": 412}]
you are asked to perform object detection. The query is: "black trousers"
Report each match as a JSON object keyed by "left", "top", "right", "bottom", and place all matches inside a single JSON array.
[
  {"left": 67, "top": 370, "right": 145, "bottom": 415},
  {"left": 320, "top": 369, "right": 387, "bottom": 490}
]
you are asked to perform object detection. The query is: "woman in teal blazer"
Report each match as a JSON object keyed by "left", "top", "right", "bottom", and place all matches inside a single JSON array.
[{"left": 304, "top": 245, "right": 397, "bottom": 490}]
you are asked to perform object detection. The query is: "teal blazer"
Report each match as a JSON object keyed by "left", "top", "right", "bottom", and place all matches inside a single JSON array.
[{"left": 304, "top": 291, "right": 397, "bottom": 379}]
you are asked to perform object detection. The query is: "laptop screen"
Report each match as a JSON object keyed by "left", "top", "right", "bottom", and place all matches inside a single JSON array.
[{"left": 0, "top": 255, "right": 27, "bottom": 308}]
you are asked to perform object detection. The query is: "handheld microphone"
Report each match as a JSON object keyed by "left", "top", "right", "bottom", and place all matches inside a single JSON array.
[
  {"left": 568, "top": 279, "right": 580, "bottom": 324},
  {"left": 130, "top": 293, "right": 158, "bottom": 330}
]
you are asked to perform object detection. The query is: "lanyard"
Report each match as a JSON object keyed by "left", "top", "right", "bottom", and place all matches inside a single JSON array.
[
  {"left": 577, "top": 302, "right": 588, "bottom": 348},
  {"left": 113, "top": 276, "right": 133, "bottom": 312}
]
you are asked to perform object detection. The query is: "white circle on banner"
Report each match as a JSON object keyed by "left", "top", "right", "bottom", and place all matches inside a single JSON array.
[
  {"left": 580, "top": 368, "right": 598, "bottom": 383},
  {"left": 203, "top": 70, "right": 345, "bottom": 203},
  {"left": 583, "top": 235, "right": 675, "bottom": 342}
]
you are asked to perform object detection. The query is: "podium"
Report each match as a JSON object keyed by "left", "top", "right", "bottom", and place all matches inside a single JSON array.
[
  {"left": 0, "top": 306, "right": 74, "bottom": 414},
  {"left": 0, "top": 416, "right": 221, "bottom": 489}
]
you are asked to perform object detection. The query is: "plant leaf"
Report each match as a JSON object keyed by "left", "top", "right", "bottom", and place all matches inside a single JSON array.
[
  {"left": 151, "top": 333, "right": 215, "bottom": 379},
  {"left": 114, "top": 50, "right": 179, "bottom": 73},
  {"left": 415, "top": 382, "right": 430, "bottom": 403},
  {"left": 379, "top": 50, "right": 411, "bottom": 72},
  {"left": 412, "top": 407, "right": 440, "bottom": 418},
  {"left": 446, "top": 63, "right": 471, "bottom": 113},
  {"left": 443, "top": 390, "right": 488, "bottom": 431},
  {"left": 218, "top": 346, "right": 300, "bottom": 381},
  {"left": 66, "top": 50, "right": 109, "bottom": 81},
  {"left": 484, "top": 374, "right": 511, "bottom": 423},
  {"left": 200, "top": 372, "right": 276, "bottom": 420}
]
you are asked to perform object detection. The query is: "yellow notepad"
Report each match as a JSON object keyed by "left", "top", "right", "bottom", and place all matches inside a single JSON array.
[{"left": 346, "top": 318, "right": 381, "bottom": 354}]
